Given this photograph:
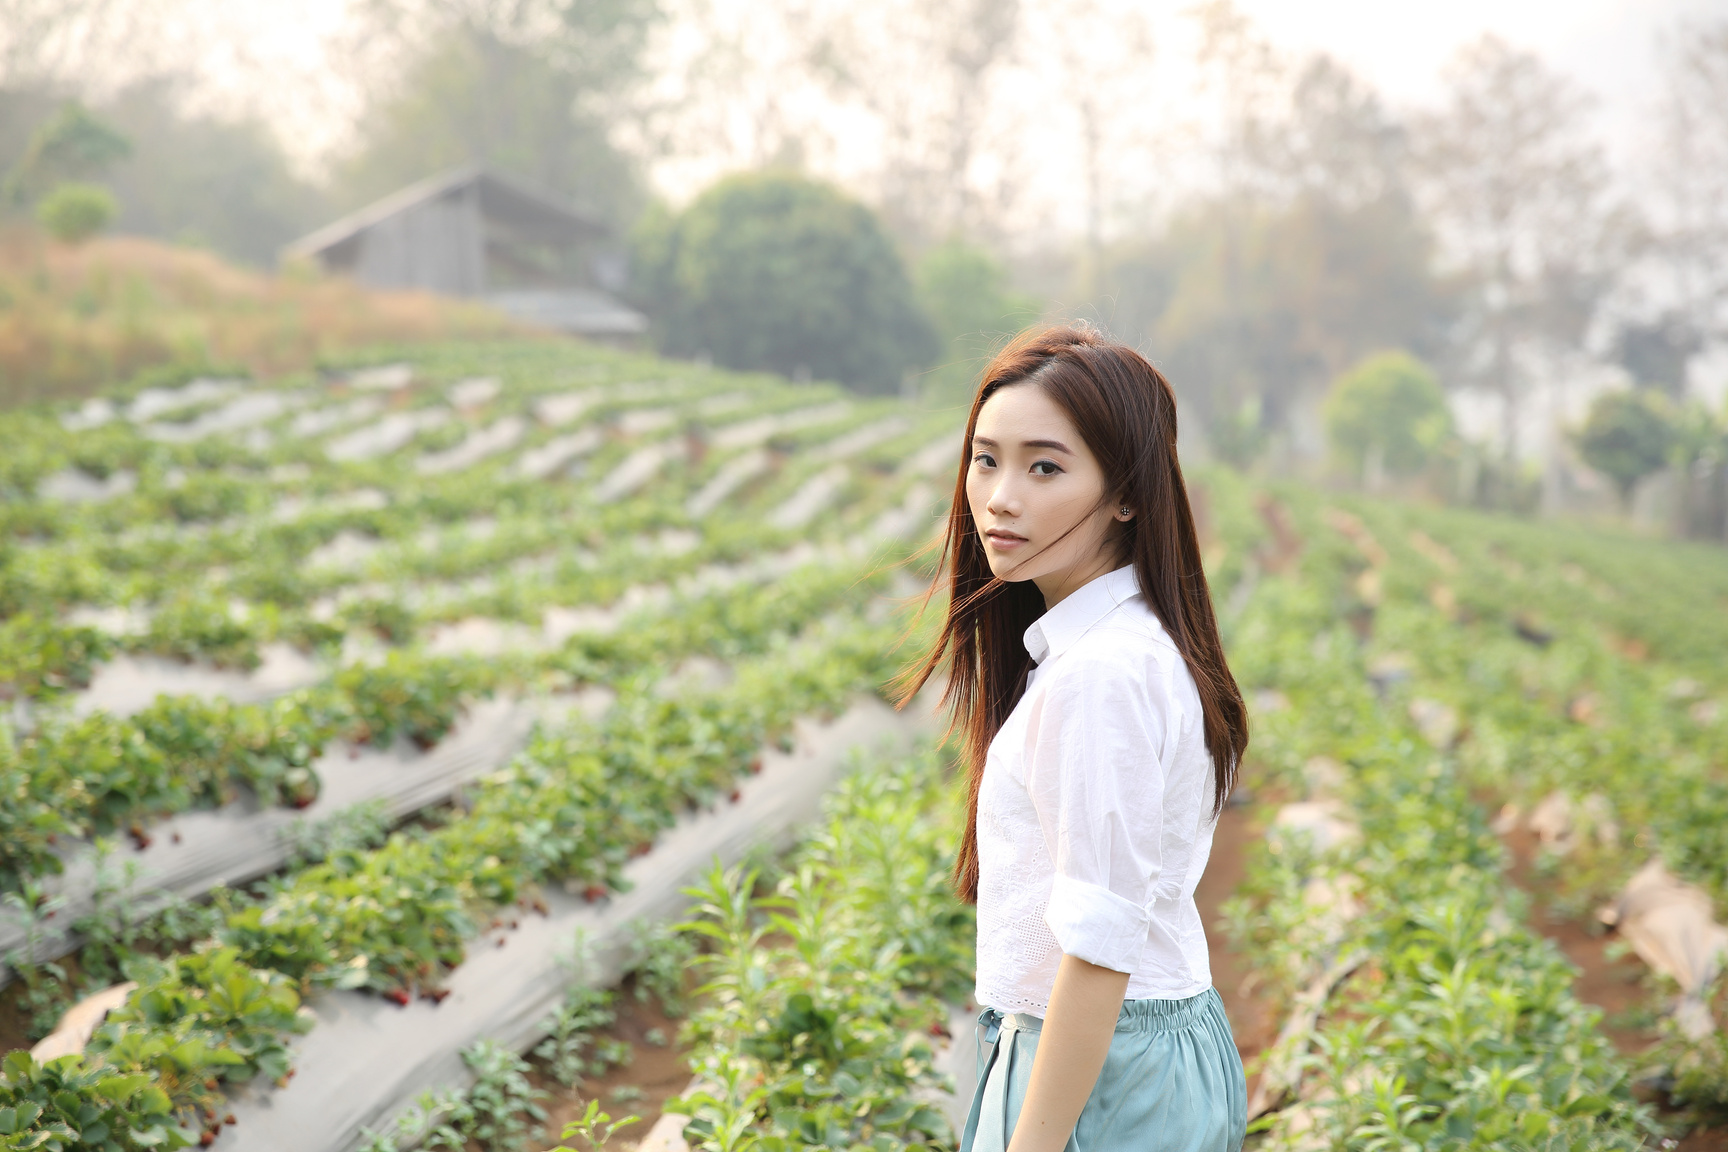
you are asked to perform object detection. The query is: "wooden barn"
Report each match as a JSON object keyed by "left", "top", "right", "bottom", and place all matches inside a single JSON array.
[{"left": 283, "top": 168, "right": 646, "bottom": 339}]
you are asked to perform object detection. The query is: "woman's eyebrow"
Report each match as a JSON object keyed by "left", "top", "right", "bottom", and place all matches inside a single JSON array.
[{"left": 970, "top": 435, "right": 1074, "bottom": 454}]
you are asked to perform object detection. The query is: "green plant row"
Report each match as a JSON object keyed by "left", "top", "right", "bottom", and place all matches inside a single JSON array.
[
  {"left": 1202, "top": 471, "right": 1659, "bottom": 1149},
  {"left": 1317, "top": 494, "right": 1728, "bottom": 915},
  {"left": 0, "top": 356, "right": 917, "bottom": 602},
  {"left": 0, "top": 552, "right": 905, "bottom": 899},
  {"left": 1289, "top": 490, "right": 1728, "bottom": 1120},
  {"left": 668, "top": 747, "right": 971, "bottom": 1152},
  {"left": 0, "top": 653, "right": 481, "bottom": 894},
  {"left": 0, "top": 606, "right": 910, "bottom": 1149},
  {"left": 0, "top": 424, "right": 938, "bottom": 695},
  {"left": 202, "top": 611, "right": 906, "bottom": 1001},
  {"left": 0, "top": 338, "right": 837, "bottom": 511},
  {"left": 1341, "top": 494, "right": 1728, "bottom": 681}
]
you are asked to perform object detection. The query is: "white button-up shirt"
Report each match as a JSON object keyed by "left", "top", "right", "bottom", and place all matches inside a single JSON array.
[{"left": 974, "top": 564, "right": 1218, "bottom": 1016}]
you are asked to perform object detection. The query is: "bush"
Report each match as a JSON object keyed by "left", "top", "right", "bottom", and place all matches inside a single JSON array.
[
  {"left": 632, "top": 172, "right": 938, "bottom": 394},
  {"left": 1574, "top": 389, "right": 1677, "bottom": 507},
  {"left": 1324, "top": 350, "right": 1452, "bottom": 484},
  {"left": 36, "top": 182, "right": 118, "bottom": 244}
]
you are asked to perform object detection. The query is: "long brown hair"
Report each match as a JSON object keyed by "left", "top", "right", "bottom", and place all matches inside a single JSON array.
[{"left": 897, "top": 325, "right": 1248, "bottom": 904}]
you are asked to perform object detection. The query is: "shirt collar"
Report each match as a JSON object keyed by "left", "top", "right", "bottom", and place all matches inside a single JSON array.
[{"left": 1022, "top": 564, "right": 1141, "bottom": 665}]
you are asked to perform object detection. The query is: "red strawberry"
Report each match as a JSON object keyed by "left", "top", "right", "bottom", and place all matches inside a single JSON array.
[
  {"left": 583, "top": 883, "right": 607, "bottom": 902},
  {"left": 384, "top": 988, "right": 411, "bottom": 1006}
]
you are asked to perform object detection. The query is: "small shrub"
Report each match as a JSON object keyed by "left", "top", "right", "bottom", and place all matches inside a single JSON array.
[{"left": 36, "top": 182, "right": 118, "bottom": 244}]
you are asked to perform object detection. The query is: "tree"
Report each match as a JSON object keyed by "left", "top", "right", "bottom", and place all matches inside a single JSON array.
[
  {"left": 804, "top": 0, "right": 1021, "bottom": 240},
  {"left": 98, "top": 79, "right": 324, "bottom": 265},
  {"left": 2, "top": 101, "right": 128, "bottom": 206},
  {"left": 1100, "top": 190, "right": 1449, "bottom": 464},
  {"left": 1574, "top": 390, "right": 1677, "bottom": 508},
  {"left": 1095, "top": 20, "right": 1450, "bottom": 464},
  {"left": 632, "top": 171, "right": 938, "bottom": 393},
  {"left": 35, "top": 181, "right": 115, "bottom": 242},
  {"left": 1034, "top": 0, "right": 1158, "bottom": 289},
  {"left": 914, "top": 238, "right": 1040, "bottom": 398},
  {"left": 1323, "top": 351, "right": 1452, "bottom": 487},
  {"left": 337, "top": 0, "right": 659, "bottom": 228},
  {"left": 1648, "top": 18, "right": 1728, "bottom": 364},
  {"left": 0, "top": 0, "right": 144, "bottom": 92},
  {"left": 1613, "top": 313, "right": 1701, "bottom": 398},
  {"left": 1412, "top": 36, "right": 1621, "bottom": 464}
]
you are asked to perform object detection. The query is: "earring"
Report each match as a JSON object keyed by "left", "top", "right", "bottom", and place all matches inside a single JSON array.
[{"left": 1118, "top": 506, "right": 1132, "bottom": 519}]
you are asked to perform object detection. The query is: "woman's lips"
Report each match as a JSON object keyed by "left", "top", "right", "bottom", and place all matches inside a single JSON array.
[{"left": 985, "top": 529, "right": 1028, "bottom": 550}]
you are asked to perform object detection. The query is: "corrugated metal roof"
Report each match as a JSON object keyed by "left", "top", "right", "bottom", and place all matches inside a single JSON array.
[{"left": 282, "top": 167, "right": 606, "bottom": 260}]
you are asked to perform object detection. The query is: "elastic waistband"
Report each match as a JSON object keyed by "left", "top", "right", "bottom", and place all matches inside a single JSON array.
[{"left": 999, "top": 986, "right": 1220, "bottom": 1035}]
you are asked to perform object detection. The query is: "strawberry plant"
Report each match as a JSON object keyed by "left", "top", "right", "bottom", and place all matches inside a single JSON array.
[
  {"left": 670, "top": 750, "right": 968, "bottom": 1152},
  {"left": 0, "top": 1050, "right": 192, "bottom": 1152}
]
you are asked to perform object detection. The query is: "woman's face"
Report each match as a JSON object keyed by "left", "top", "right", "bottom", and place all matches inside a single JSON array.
[{"left": 966, "top": 381, "right": 1128, "bottom": 607}]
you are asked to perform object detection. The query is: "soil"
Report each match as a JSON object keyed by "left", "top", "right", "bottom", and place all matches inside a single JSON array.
[
  {"left": 1500, "top": 824, "right": 1728, "bottom": 1149},
  {"left": 1197, "top": 801, "right": 1278, "bottom": 1098},
  {"left": 526, "top": 977, "right": 696, "bottom": 1150},
  {"left": 0, "top": 947, "right": 95, "bottom": 1058},
  {"left": 0, "top": 980, "right": 50, "bottom": 1057}
]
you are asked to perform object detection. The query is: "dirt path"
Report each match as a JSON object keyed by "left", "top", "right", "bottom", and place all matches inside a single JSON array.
[
  {"left": 1500, "top": 826, "right": 1728, "bottom": 1151},
  {"left": 531, "top": 983, "right": 694, "bottom": 1148},
  {"left": 1198, "top": 802, "right": 1277, "bottom": 1096}
]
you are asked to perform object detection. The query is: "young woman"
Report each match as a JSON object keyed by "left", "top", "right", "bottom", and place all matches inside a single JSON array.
[{"left": 900, "top": 326, "right": 1249, "bottom": 1152}]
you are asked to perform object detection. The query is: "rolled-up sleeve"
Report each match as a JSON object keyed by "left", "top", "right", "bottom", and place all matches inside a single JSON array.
[{"left": 1024, "top": 655, "right": 1168, "bottom": 974}]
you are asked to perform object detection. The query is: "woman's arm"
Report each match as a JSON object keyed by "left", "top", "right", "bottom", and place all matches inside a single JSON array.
[{"left": 1005, "top": 953, "right": 1130, "bottom": 1152}]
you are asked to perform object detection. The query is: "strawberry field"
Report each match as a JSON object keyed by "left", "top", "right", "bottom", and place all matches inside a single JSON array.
[
  {"left": 2, "top": 339, "right": 1727, "bottom": 1152},
  {"left": 0, "top": 342, "right": 953, "bottom": 1149}
]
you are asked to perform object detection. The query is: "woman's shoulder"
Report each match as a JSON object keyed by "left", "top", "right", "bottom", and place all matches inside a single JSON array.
[
  {"left": 1045, "top": 602, "right": 1188, "bottom": 693},
  {"left": 1073, "top": 596, "right": 1183, "bottom": 663}
]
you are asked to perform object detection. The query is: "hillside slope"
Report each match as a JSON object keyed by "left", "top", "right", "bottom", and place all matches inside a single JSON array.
[{"left": 0, "top": 228, "right": 529, "bottom": 409}]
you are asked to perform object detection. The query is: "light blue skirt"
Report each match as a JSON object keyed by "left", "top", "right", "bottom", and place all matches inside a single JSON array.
[{"left": 959, "top": 988, "right": 1247, "bottom": 1152}]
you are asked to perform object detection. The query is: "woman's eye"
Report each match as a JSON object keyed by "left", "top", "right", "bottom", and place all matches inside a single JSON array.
[
  {"left": 1031, "top": 460, "right": 1060, "bottom": 476},
  {"left": 972, "top": 452, "right": 996, "bottom": 468}
]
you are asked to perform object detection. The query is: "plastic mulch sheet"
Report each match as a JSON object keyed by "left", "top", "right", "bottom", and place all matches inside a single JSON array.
[
  {"left": 0, "top": 699, "right": 536, "bottom": 985},
  {"left": 1599, "top": 859, "right": 1728, "bottom": 1040}
]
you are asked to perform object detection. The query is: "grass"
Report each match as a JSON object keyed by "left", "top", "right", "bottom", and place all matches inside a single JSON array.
[{"left": 0, "top": 227, "right": 533, "bottom": 408}]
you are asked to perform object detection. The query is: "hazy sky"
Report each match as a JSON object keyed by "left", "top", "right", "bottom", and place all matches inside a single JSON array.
[
  {"left": 1231, "top": 0, "right": 1721, "bottom": 161},
  {"left": 196, "top": 0, "right": 1722, "bottom": 164}
]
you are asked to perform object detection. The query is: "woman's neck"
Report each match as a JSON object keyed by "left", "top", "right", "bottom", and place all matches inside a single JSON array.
[{"left": 1032, "top": 552, "right": 1124, "bottom": 610}]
